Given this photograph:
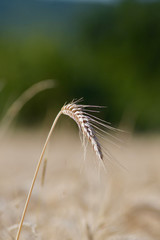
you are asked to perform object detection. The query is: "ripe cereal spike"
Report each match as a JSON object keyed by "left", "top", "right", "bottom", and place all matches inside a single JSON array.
[{"left": 61, "top": 102, "right": 103, "bottom": 161}]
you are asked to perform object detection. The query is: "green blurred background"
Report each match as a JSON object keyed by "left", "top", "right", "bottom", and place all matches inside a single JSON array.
[{"left": 0, "top": 0, "right": 160, "bottom": 132}]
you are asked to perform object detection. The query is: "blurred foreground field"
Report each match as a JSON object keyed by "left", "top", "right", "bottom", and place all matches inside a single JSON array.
[{"left": 0, "top": 129, "right": 160, "bottom": 240}]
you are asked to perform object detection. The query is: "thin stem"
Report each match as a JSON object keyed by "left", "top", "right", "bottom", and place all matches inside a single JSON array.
[
  {"left": 0, "top": 80, "right": 54, "bottom": 137},
  {"left": 16, "top": 110, "right": 62, "bottom": 240}
]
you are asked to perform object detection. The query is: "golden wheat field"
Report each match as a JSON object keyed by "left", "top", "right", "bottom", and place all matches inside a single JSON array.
[{"left": 0, "top": 127, "right": 160, "bottom": 240}]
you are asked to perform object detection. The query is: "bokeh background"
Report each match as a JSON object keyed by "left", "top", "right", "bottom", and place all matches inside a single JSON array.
[
  {"left": 1, "top": 2, "right": 160, "bottom": 239},
  {"left": 0, "top": 0, "right": 160, "bottom": 132}
]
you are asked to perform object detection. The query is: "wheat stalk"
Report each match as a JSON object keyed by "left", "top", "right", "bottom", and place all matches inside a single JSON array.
[
  {"left": 0, "top": 79, "right": 55, "bottom": 137},
  {"left": 16, "top": 99, "right": 115, "bottom": 240}
]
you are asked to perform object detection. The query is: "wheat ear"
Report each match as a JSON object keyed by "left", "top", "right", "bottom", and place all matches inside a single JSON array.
[
  {"left": 16, "top": 100, "right": 105, "bottom": 240},
  {"left": 61, "top": 102, "right": 103, "bottom": 161}
]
